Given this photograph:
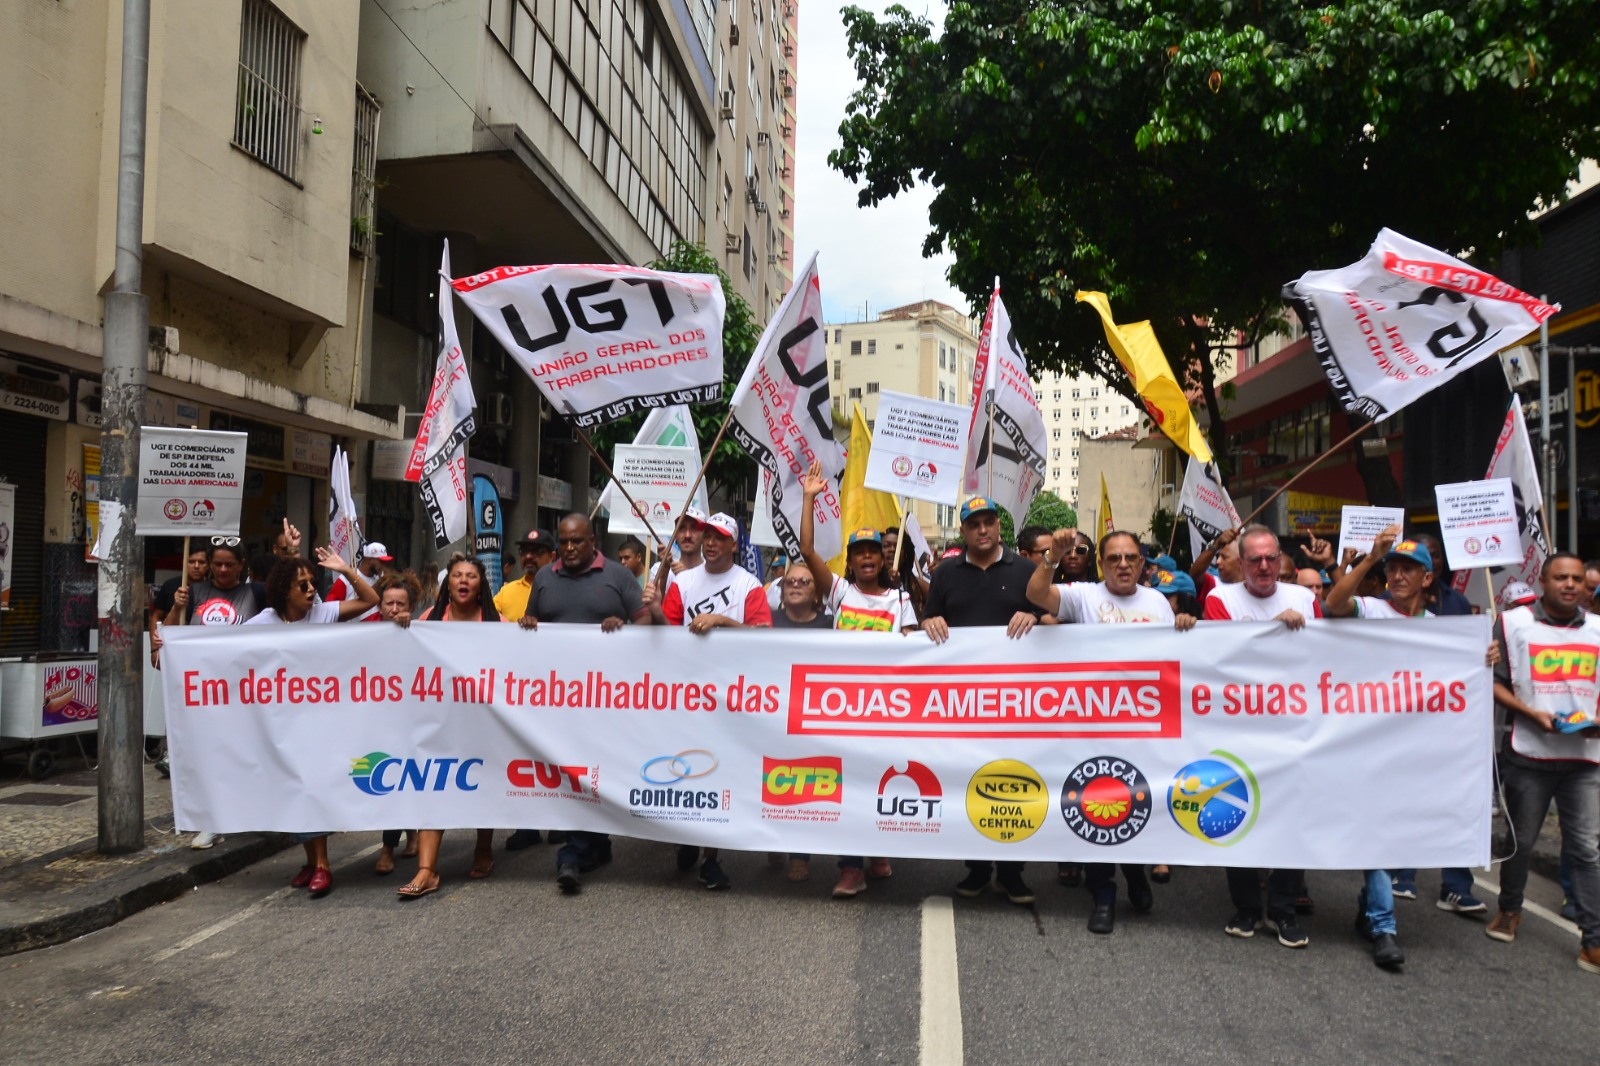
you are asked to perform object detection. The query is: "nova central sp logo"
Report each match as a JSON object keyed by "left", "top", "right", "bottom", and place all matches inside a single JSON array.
[
  {"left": 350, "top": 752, "right": 483, "bottom": 795},
  {"left": 966, "top": 759, "right": 1047, "bottom": 842}
]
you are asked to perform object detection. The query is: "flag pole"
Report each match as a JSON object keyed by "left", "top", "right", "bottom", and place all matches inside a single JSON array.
[
  {"left": 1482, "top": 568, "right": 1498, "bottom": 623},
  {"left": 571, "top": 424, "right": 667, "bottom": 550},
  {"left": 891, "top": 497, "right": 907, "bottom": 572},
  {"left": 677, "top": 406, "right": 735, "bottom": 527},
  {"left": 1238, "top": 420, "right": 1377, "bottom": 529},
  {"left": 985, "top": 279, "right": 999, "bottom": 498}
]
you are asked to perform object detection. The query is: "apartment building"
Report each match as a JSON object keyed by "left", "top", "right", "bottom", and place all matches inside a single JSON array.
[{"left": 1032, "top": 372, "right": 1140, "bottom": 509}]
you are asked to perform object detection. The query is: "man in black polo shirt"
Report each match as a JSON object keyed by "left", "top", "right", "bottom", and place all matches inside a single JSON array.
[
  {"left": 924, "top": 495, "right": 1042, "bottom": 904},
  {"left": 519, "top": 513, "right": 652, "bottom": 893}
]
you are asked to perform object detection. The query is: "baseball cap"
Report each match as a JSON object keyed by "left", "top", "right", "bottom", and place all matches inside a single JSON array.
[
  {"left": 361, "top": 541, "right": 393, "bottom": 561},
  {"left": 847, "top": 528, "right": 884, "bottom": 549},
  {"left": 516, "top": 528, "right": 555, "bottom": 552},
  {"left": 1153, "top": 553, "right": 1178, "bottom": 571},
  {"left": 702, "top": 512, "right": 739, "bottom": 538},
  {"left": 1154, "top": 569, "right": 1196, "bottom": 596},
  {"left": 1384, "top": 538, "right": 1433, "bottom": 571},
  {"left": 680, "top": 505, "right": 709, "bottom": 527},
  {"left": 1500, "top": 581, "right": 1537, "bottom": 609},
  {"left": 960, "top": 496, "right": 999, "bottom": 521}
]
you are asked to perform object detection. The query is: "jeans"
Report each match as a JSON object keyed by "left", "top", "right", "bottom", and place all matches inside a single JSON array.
[
  {"left": 1390, "top": 867, "right": 1476, "bottom": 896},
  {"left": 1085, "top": 863, "right": 1148, "bottom": 905},
  {"left": 1226, "top": 867, "right": 1302, "bottom": 918},
  {"left": 556, "top": 830, "right": 611, "bottom": 870},
  {"left": 1497, "top": 758, "right": 1600, "bottom": 947},
  {"left": 382, "top": 829, "right": 403, "bottom": 848},
  {"left": 1358, "top": 869, "right": 1397, "bottom": 936}
]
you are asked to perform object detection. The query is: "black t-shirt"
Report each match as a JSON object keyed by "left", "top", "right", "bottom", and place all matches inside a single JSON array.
[
  {"left": 153, "top": 576, "right": 181, "bottom": 615},
  {"left": 773, "top": 611, "right": 834, "bottom": 630},
  {"left": 924, "top": 549, "right": 1040, "bottom": 628},
  {"left": 185, "top": 580, "right": 265, "bottom": 626}
]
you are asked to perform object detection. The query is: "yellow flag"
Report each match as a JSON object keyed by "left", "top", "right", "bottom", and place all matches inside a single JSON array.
[
  {"left": 1099, "top": 472, "right": 1116, "bottom": 538},
  {"left": 1075, "top": 291, "right": 1213, "bottom": 462},
  {"left": 828, "top": 403, "right": 903, "bottom": 576}
]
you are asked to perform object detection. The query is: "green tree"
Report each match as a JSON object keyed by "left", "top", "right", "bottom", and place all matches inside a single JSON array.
[
  {"left": 832, "top": 1, "right": 1600, "bottom": 494},
  {"left": 588, "top": 242, "right": 761, "bottom": 506},
  {"left": 1024, "top": 490, "right": 1077, "bottom": 532}
]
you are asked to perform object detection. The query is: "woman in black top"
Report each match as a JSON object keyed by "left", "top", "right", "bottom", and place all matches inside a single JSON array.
[{"left": 771, "top": 562, "right": 832, "bottom": 629}]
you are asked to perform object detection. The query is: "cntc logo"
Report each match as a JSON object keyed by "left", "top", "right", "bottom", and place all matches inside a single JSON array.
[
  {"left": 966, "top": 759, "right": 1048, "bottom": 843},
  {"left": 350, "top": 752, "right": 483, "bottom": 795},
  {"left": 762, "top": 756, "right": 842, "bottom": 805},
  {"left": 1166, "top": 751, "right": 1258, "bottom": 846},
  {"left": 1061, "top": 756, "right": 1152, "bottom": 845}
]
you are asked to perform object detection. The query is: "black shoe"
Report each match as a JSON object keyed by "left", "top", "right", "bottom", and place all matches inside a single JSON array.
[
  {"left": 1224, "top": 909, "right": 1261, "bottom": 938},
  {"left": 1149, "top": 865, "right": 1172, "bottom": 884},
  {"left": 1265, "top": 912, "right": 1309, "bottom": 948},
  {"left": 1057, "top": 862, "right": 1082, "bottom": 887},
  {"left": 955, "top": 868, "right": 990, "bottom": 898},
  {"left": 1354, "top": 906, "right": 1373, "bottom": 942},
  {"left": 699, "top": 857, "right": 731, "bottom": 890},
  {"left": 1125, "top": 869, "right": 1154, "bottom": 914},
  {"left": 505, "top": 829, "right": 542, "bottom": 851},
  {"left": 546, "top": 830, "right": 568, "bottom": 845},
  {"left": 676, "top": 844, "right": 700, "bottom": 872},
  {"left": 1372, "top": 932, "right": 1404, "bottom": 969},
  {"left": 1088, "top": 901, "right": 1115, "bottom": 934},
  {"left": 556, "top": 863, "right": 582, "bottom": 894},
  {"left": 997, "top": 870, "right": 1035, "bottom": 905},
  {"left": 579, "top": 844, "right": 614, "bottom": 873}
]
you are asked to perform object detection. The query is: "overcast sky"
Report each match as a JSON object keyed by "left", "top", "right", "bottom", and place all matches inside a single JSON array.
[{"left": 793, "top": 3, "right": 968, "bottom": 324}]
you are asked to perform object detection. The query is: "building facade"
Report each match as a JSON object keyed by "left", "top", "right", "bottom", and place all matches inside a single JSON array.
[{"left": 1032, "top": 372, "right": 1140, "bottom": 509}]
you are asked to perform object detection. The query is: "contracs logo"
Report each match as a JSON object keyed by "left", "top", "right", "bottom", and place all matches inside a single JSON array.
[
  {"left": 349, "top": 752, "right": 483, "bottom": 795},
  {"left": 628, "top": 749, "right": 730, "bottom": 824},
  {"left": 892, "top": 456, "right": 913, "bottom": 477},
  {"left": 506, "top": 760, "right": 600, "bottom": 804},
  {"left": 966, "top": 759, "right": 1048, "bottom": 843},
  {"left": 1060, "top": 756, "right": 1152, "bottom": 845},
  {"left": 761, "top": 756, "right": 843, "bottom": 823},
  {"left": 1529, "top": 644, "right": 1599, "bottom": 684},
  {"left": 1167, "top": 751, "right": 1259, "bottom": 847},
  {"left": 162, "top": 499, "right": 188, "bottom": 520},
  {"left": 876, "top": 761, "right": 942, "bottom": 834}
]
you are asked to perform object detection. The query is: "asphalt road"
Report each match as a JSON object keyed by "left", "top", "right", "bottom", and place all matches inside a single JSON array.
[{"left": 1, "top": 834, "right": 1591, "bottom": 1065}]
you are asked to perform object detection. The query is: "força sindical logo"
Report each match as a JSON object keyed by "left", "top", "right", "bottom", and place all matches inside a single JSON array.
[
  {"left": 965, "top": 759, "right": 1048, "bottom": 843},
  {"left": 1166, "top": 750, "right": 1259, "bottom": 846},
  {"left": 1060, "top": 756, "right": 1151, "bottom": 845}
]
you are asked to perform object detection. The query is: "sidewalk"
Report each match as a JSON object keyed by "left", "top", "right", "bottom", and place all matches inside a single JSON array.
[{"left": 0, "top": 753, "right": 291, "bottom": 956}]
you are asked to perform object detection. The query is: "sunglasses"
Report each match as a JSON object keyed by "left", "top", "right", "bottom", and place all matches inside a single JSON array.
[
  {"left": 1245, "top": 553, "right": 1283, "bottom": 566},
  {"left": 782, "top": 578, "right": 814, "bottom": 588},
  {"left": 296, "top": 579, "right": 315, "bottom": 593},
  {"left": 210, "top": 536, "right": 241, "bottom": 547},
  {"left": 1064, "top": 545, "right": 1091, "bottom": 557},
  {"left": 1103, "top": 552, "right": 1142, "bottom": 566}
]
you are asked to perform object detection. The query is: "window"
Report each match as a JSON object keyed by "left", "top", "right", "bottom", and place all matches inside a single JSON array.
[
  {"left": 1122, "top": 404, "right": 1131, "bottom": 417},
  {"left": 866, "top": 382, "right": 879, "bottom": 394},
  {"left": 1052, "top": 468, "right": 1061, "bottom": 480},
  {"left": 833, "top": 329, "right": 841, "bottom": 343},
  {"left": 1091, "top": 387, "right": 1100, "bottom": 398},
  {"left": 848, "top": 387, "right": 862, "bottom": 400},
  {"left": 234, "top": 0, "right": 306, "bottom": 180},
  {"left": 867, "top": 339, "right": 877, "bottom": 354},
  {"left": 1072, "top": 448, "right": 1080, "bottom": 460},
  {"left": 1091, "top": 407, "right": 1099, "bottom": 418},
  {"left": 1051, "top": 448, "right": 1061, "bottom": 459},
  {"left": 1072, "top": 389, "right": 1080, "bottom": 399},
  {"left": 1053, "top": 390, "right": 1062, "bottom": 401},
  {"left": 832, "top": 361, "right": 841, "bottom": 380},
  {"left": 1053, "top": 410, "right": 1061, "bottom": 421},
  {"left": 1071, "top": 408, "right": 1080, "bottom": 419},
  {"left": 1034, "top": 390, "right": 1044, "bottom": 402},
  {"left": 938, "top": 383, "right": 946, "bottom": 402},
  {"left": 1052, "top": 429, "right": 1061, "bottom": 440},
  {"left": 349, "top": 85, "right": 380, "bottom": 255},
  {"left": 849, "top": 340, "right": 862, "bottom": 355},
  {"left": 939, "top": 342, "right": 947, "bottom": 368},
  {"left": 867, "top": 420, "right": 875, "bottom": 432}
]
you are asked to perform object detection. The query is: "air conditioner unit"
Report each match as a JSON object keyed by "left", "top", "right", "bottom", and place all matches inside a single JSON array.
[
  {"left": 767, "top": 253, "right": 778, "bottom": 265},
  {"left": 483, "top": 392, "right": 513, "bottom": 429},
  {"left": 756, "top": 131, "right": 770, "bottom": 146},
  {"left": 745, "top": 175, "right": 760, "bottom": 203},
  {"left": 725, "top": 232, "right": 742, "bottom": 253},
  {"left": 783, "top": 84, "right": 793, "bottom": 97},
  {"left": 729, "top": 24, "right": 740, "bottom": 45},
  {"left": 780, "top": 208, "right": 791, "bottom": 219},
  {"left": 719, "top": 90, "right": 734, "bottom": 118},
  {"left": 755, "top": 199, "right": 768, "bottom": 215}
]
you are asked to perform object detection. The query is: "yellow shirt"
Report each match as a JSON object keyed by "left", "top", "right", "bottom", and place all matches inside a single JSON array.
[{"left": 493, "top": 573, "right": 534, "bottom": 620}]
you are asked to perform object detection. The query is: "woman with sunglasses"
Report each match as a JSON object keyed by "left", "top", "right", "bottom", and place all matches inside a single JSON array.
[
  {"left": 243, "top": 548, "right": 379, "bottom": 897},
  {"left": 369, "top": 572, "right": 423, "bottom": 876},
  {"left": 397, "top": 554, "right": 502, "bottom": 898}
]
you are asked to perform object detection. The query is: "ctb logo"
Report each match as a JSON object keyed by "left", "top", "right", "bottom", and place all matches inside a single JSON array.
[
  {"left": 1061, "top": 756, "right": 1151, "bottom": 845},
  {"left": 1167, "top": 751, "right": 1258, "bottom": 846},
  {"left": 350, "top": 751, "right": 483, "bottom": 795},
  {"left": 762, "top": 756, "right": 842, "bottom": 805},
  {"left": 1529, "top": 644, "right": 1598, "bottom": 683}
]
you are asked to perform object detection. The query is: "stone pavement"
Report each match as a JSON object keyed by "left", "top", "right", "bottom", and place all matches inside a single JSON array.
[{"left": 0, "top": 752, "right": 290, "bottom": 956}]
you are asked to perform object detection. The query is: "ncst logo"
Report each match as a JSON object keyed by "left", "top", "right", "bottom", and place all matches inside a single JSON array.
[
  {"left": 762, "top": 756, "right": 842, "bottom": 805},
  {"left": 350, "top": 752, "right": 483, "bottom": 795},
  {"left": 1529, "top": 644, "right": 1598, "bottom": 683}
]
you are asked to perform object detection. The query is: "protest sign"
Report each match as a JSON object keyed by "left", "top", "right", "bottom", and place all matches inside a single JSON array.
[
  {"left": 135, "top": 428, "right": 248, "bottom": 534},
  {"left": 1178, "top": 457, "right": 1242, "bottom": 559},
  {"left": 1435, "top": 479, "right": 1523, "bottom": 570},
  {"left": 162, "top": 616, "right": 1492, "bottom": 869},
  {"left": 408, "top": 243, "right": 476, "bottom": 548},
  {"left": 607, "top": 445, "right": 699, "bottom": 537},
  {"left": 961, "top": 290, "right": 1047, "bottom": 527},
  {"left": 1337, "top": 506, "right": 1406, "bottom": 563},
  {"left": 1451, "top": 401, "right": 1548, "bottom": 610},
  {"left": 597, "top": 406, "right": 709, "bottom": 518},
  {"left": 864, "top": 391, "right": 969, "bottom": 504}
]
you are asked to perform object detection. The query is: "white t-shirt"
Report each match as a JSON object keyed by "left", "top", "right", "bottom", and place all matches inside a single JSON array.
[
  {"left": 661, "top": 564, "right": 772, "bottom": 626},
  {"left": 1054, "top": 582, "right": 1174, "bottom": 625},
  {"left": 827, "top": 581, "right": 916, "bottom": 632},
  {"left": 1354, "top": 596, "right": 1431, "bottom": 620},
  {"left": 325, "top": 574, "right": 378, "bottom": 620},
  {"left": 244, "top": 601, "right": 341, "bottom": 625},
  {"left": 1203, "top": 581, "right": 1322, "bottom": 622}
]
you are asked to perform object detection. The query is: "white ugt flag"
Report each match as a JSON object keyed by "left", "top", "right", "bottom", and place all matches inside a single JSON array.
[
  {"left": 406, "top": 241, "right": 477, "bottom": 549},
  {"left": 327, "top": 445, "right": 361, "bottom": 567},
  {"left": 597, "top": 405, "right": 709, "bottom": 519},
  {"left": 1452, "top": 399, "right": 1548, "bottom": 610},
  {"left": 729, "top": 253, "right": 845, "bottom": 561},
  {"left": 961, "top": 289, "right": 1046, "bottom": 527},
  {"left": 1178, "top": 456, "right": 1242, "bottom": 561}
]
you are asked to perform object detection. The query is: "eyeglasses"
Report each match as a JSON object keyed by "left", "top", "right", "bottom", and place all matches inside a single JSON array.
[
  {"left": 1103, "top": 552, "right": 1142, "bottom": 566},
  {"left": 210, "top": 536, "right": 240, "bottom": 547},
  {"left": 1065, "top": 545, "right": 1091, "bottom": 557},
  {"left": 1244, "top": 553, "right": 1283, "bottom": 566},
  {"left": 782, "top": 578, "right": 814, "bottom": 588}
]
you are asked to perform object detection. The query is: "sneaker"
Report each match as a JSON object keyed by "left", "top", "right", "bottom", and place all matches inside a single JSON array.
[
  {"left": 556, "top": 863, "right": 581, "bottom": 894},
  {"left": 955, "top": 868, "right": 990, "bottom": 898},
  {"left": 1561, "top": 898, "right": 1578, "bottom": 922},
  {"left": 505, "top": 829, "right": 542, "bottom": 850},
  {"left": 1224, "top": 909, "right": 1260, "bottom": 938},
  {"left": 1390, "top": 879, "right": 1418, "bottom": 900},
  {"left": 1436, "top": 890, "right": 1489, "bottom": 915},
  {"left": 676, "top": 844, "right": 700, "bottom": 872},
  {"left": 189, "top": 831, "right": 221, "bottom": 850},
  {"left": 996, "top": 870, "right": 1035, "bottom": 905},
  {"left": 1580, "top": 945, "right": 1600, "bottom": 974},
  {"left": 1265, "top": 913, "right": 1309, "bottom": 948},
  {"left": 154, "top": 758, "right": 171, "bottom": 779},
  {"left": 699, "top": 857, "right": 731, "bottom": 890},
  {"left": 1372, "top": 932, "right": 1404, "bottom": 969},
  {"left": 832, "top": 868, "right": 868, "bottom": 898},
  {"left": 1485, "top": 910, "right": 1521, "bottom": 943},
  {"left": 868, "top": 857, "right": 893, "bottom": 879}
]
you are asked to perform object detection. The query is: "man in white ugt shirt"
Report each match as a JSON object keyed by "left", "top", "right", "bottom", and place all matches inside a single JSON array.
[{"left": 1027, "top": 528, "right": 1195, "bottom": 937}]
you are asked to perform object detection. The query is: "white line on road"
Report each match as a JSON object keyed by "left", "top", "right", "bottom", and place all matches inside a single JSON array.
[
  {"left": 148, "top": 843, "right": 383, "bottom": 964},
  {"left": 920, "top": 896, "right": 963, "bottom": 1066},
  {"left": 1473, "top": 875, "right": 1580, "bottom": 938}
]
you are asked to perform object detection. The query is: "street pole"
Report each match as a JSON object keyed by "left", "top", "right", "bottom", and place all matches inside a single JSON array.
[{"left": 98, "top": 0, "right": 151, "bottom": 854}]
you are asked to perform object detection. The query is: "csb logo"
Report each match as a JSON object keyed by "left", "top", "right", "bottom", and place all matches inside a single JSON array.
[
  {"left": 966, "top": 759, "right": 1048, "bottom": 843},
  {"left": 350, "top": 752, "right": 483, "bottom": 795},
  {"left": 1529, "top": 644, "right": 1599, "bottom": 683},
  {"left": 762, "top": 756, "right": 842, "bottom": 805},
  {"left": 876, "top": 761, "right": 942, "bottom": 829},
  {"left": 1061, "top": 756, "right": 1152, "bottom": 845},
  {"left": 1167, "top": 751, "right": 1258, "bottom": 847}
]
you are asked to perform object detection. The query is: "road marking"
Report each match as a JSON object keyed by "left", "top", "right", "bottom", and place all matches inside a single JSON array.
[
  {"left": 919, "top": 896, "right": 963, "bottom": 1066},
  {"left": 148, "top": 843, "right": 382, "bottom": 964},
  {"left": 1472, "top": 875, "right": 1580, "bottom": 937}
]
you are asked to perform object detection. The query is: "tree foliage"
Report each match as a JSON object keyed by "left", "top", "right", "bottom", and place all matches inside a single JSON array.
[
  {"left": 1024, "top": 490, "right": 1078, "bottom": 532},
  {"left": 831, "top": 1, "right": 1600, "bottom": 462}
]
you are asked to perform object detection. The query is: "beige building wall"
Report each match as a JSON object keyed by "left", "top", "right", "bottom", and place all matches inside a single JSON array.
[
  {"left": 1077, "top": 429, "right": 1180, "bottom": 543},
  {"left": 1030, "top": 372, "right": 1139, "bottom": 510}
]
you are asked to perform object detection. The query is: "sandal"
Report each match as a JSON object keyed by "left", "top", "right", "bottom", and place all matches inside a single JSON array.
[
  {"left": 468, "top": 851, "right": 494, "bottom": 880},
  {"left": 374, "top": 848, "right": 396, "bottom": 876},
  {"left": 1151, "top": 865, "right": 1172, "bottom": 884},
  {"left": 397, "top": 868, "right": 440, "bottom": 899}
]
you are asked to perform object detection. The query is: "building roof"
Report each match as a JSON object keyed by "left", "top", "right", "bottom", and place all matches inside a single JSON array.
[
  {"left": 876, "top": 299, "right": 965, "bottom": 320},
  {"left": 1085, "top": 424, "right": 1142, "bottom": 443}
]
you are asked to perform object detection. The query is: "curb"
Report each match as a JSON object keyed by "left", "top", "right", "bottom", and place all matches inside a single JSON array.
[{"left": 0, "top": 832, "right": 295, "bottom": 958}]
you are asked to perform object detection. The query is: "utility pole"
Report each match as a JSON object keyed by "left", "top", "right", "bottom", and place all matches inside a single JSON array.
[{"left": 98, "top": 0, "right": 151, "bottom": 854}]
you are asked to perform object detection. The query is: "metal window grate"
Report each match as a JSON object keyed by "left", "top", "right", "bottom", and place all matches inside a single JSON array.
[
  {"left": 233, "top": 0, "right": 305, "bottom": 181},
  {"left": 350, "top": 85, "right": 381, "bottom": 256}
]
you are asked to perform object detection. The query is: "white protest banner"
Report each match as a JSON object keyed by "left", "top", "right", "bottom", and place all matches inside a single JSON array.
[
  {"left": 1336, "top": 505, "right": 1406, "bottom": 563},
  {"left": 1452, "top": 401, "right": 1548, "bottom": 610},
  {"left": 327, "top": 445, "right": 361, "bottom": 568},
  {"left": 407, "top": 243, "right": 476, "bottom": 549},
  {"left": 961, "top": 290, "right": 1046, "bottom": 526},
  {"left": 607, "top": 445, "right": 699, "bottom": 537},
  {"left": 864, "top": 390, "right": 970, "bottom": 504},
  {"left": 750, "top": 467, "right": 782, "bottom": 548},
  {"left": 453, "top": 264, "right": 725, "bottom": 429},
  {"left": 1435, "top": 479, "right": 1523, "bottom": 571},
  {"left": 598, "top": 406, "right": 709, "bottom": 518},
  {"left": 729, "top": 253, "right": 845, "bottom": 560},
  {"left": 1178, "top": 457, "right": 1242, "bottom": 560},
  {"left": 135, "top": 428, "right": 248, "bottom": 534},
  {"left": 1284, "top": 228, "right": 1559, "bottom": 421},
  {"left": 161, "top": 617, "right": 1492, "bottom": 869}
]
